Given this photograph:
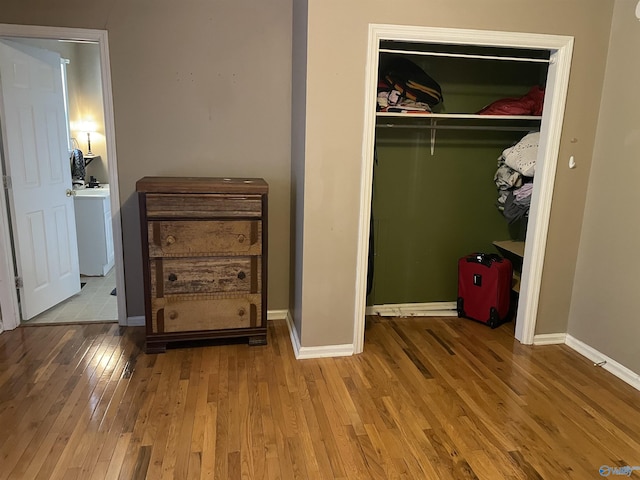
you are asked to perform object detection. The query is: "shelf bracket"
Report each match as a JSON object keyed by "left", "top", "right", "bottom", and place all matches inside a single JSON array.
[{"left": 430, "top": 118, "right": 436, "bottom": 155}]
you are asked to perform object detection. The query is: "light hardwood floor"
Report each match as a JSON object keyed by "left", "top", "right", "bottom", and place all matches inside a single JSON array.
[{"left": 0, "top": 317, "right": 639, "bottom": 479}]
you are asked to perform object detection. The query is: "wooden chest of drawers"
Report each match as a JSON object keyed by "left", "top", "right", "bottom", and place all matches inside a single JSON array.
[{"left": 137, "top": 177, "right": 268, "bottom": 353}]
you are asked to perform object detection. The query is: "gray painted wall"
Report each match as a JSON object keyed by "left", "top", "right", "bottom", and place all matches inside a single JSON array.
[
  {"left": 0, "top": 0, "right": 293, "bottom": 318},
  {"left": 568, "top": 0, "right": 640, "bottom": 374},
  {"left": 290, "top": 0, "right": 308, "bottom": 339},
  {"left": 293, "top": 0, "right": 613, "bottom": 347}
]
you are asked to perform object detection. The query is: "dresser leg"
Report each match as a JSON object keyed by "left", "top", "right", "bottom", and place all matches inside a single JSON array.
[
  {"left": 248, "top": 335, "right": 267, "bottom": 346},
  {"left": 145, "top": 342, "right": 167, "bottom": 354}
]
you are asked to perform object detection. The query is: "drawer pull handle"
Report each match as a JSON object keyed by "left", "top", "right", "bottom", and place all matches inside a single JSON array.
[
  {"left": 165, "top": 235, "right": 176, "bottom": 245},
  {"left": 238, "top": 308, "right": 246, "bottom": 317},
  {"left": 237, "top": 234, "right": 246, "bottom": 244},
  {"left": 168, "top": 273, "right": 178, "bottom": 282},
  {"left": 237, "top": 271, "right": 246, "bottom": 280},
  {"left": 168, "top": 311, "right": 178, "bottom": 320}
]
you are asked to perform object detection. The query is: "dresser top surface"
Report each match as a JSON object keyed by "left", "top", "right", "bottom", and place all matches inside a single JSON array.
[{"left": 136, "top": 176, "right": 268, "bottom": 194}]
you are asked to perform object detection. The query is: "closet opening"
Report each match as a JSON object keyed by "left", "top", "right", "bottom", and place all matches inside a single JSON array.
[{"left": 354, "top": 25, "right": 574, "bottom": 354}]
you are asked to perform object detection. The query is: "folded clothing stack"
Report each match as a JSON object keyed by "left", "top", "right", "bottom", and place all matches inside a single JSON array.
[{"left": 494, "top": 131, "right": 539, "bottom": 224}]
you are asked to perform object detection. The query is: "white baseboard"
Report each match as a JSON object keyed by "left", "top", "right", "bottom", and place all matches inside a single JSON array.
[
  {"left": 267, "top": 309, "right": 288, "bottom": 321},
  {"left": 127, "top": 315, "right": 145, "bottom": 327},
  {"left": 533, "top": 333, "right": 640, "bottom": 391},
  {"left": 296, "top": 343, "right": 355, "bottom": 359},
  {"left": 284, "top": 311, "right": 354, "bottom": 359},
  {"left": 366, "top": 302, "right": 458, "bottom": 317},
  {"left": 565, "top": 334, "right": 640, "bottom": 392},
  {"left": 533, "top": 333, "right": 567, "bottom": 345},
  {"left": 284, "top": 311, "right": 301, "bottom": 356}
]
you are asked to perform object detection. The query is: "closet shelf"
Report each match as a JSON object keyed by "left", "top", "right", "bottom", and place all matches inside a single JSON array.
[
  {"left": 376, "top": 113, "right": 541, "bottom": 154},
  {"left": 376, "top": 112, "right": 542, "bottom": 121}
]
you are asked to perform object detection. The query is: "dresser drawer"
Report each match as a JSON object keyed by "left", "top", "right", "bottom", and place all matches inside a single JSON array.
[
  {"left": 145, "top": 193, "right": 262, "bottom": 218},
  {"left": 148, "top": 220, "right": 261, "bottom": 257},
  {"left": 151, "top": 257, "right": 260, "bottom": 296},
  {"left": 152, "top": 295, "right": 261, "bottom": 333}
]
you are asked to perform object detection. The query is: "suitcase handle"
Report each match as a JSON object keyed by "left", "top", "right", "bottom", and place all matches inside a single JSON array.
[{"left": 466, "top": 253, "right": 503, "bottom": 268}]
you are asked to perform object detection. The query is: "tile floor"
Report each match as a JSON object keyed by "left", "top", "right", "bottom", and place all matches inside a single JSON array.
[{"left": 23, "top": 267, "right": 118, "bottom": 325}]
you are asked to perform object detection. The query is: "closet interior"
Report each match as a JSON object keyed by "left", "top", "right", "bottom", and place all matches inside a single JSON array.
[{"left": 368, "top": 40, "right": 550, "bottom": 312}]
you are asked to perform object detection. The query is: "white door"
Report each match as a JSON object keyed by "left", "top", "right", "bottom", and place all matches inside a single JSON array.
[{"left": 0, "top": 39, "right": 80, "bottom": 320}]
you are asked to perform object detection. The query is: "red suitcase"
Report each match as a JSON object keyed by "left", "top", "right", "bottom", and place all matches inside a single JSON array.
[{"left": 457, "top": 253, "right": 512, "bottom": 328}]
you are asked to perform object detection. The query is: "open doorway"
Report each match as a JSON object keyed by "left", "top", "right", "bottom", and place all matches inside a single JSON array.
[{"left": 0, "top": 24, "right": 126, "bottom": 331}]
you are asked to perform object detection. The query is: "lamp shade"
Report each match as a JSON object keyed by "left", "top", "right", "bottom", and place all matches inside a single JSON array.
[{"left": 80, "top": 120, "right": 97, "bottom": 133}]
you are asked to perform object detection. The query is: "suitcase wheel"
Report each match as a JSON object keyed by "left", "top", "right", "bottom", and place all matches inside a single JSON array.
[
  {"left": 488, "top": 307, "right": 500, "bottom": 329},
  {"left": 456, "top": 297, "right": 465, "bottom": 318}
]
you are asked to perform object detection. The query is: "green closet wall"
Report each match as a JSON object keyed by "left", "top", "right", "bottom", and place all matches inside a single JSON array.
[{"left": 369, "top": 46, "right": 548, "bottom": 305}]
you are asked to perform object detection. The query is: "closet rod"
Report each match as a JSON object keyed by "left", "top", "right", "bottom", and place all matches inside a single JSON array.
[
  {"left": 376, "top": 124, "right": 537, "bottom": 132},
  {"left": 378, "top": 48, "right": 550, "bottom": 64}
]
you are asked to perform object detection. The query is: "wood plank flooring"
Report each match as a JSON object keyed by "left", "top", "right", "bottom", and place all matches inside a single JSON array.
[{"left": 1, "top": 317, "right": 639, "bottom": 479}]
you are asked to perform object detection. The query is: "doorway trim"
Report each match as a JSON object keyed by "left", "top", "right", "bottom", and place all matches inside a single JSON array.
[
  {"left": 354, "top": 24, "right": 574, "bottom": 353},
  {"left": 0, "top": 23, "right": 126, "bottom": 328}
]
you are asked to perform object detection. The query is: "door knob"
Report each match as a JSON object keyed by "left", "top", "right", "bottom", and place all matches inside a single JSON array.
[{"left": 66, "top": 189, "right": 76, "bottom": 197}]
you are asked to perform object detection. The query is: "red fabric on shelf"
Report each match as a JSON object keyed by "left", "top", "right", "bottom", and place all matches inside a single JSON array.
[{"left": 477, "top": 86, "right": 545, "bottom": 116}]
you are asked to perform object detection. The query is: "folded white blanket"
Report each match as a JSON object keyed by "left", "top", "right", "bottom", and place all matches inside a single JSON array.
[{"left": 502, "top": 131, "right": 539, "bottom": 177}]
